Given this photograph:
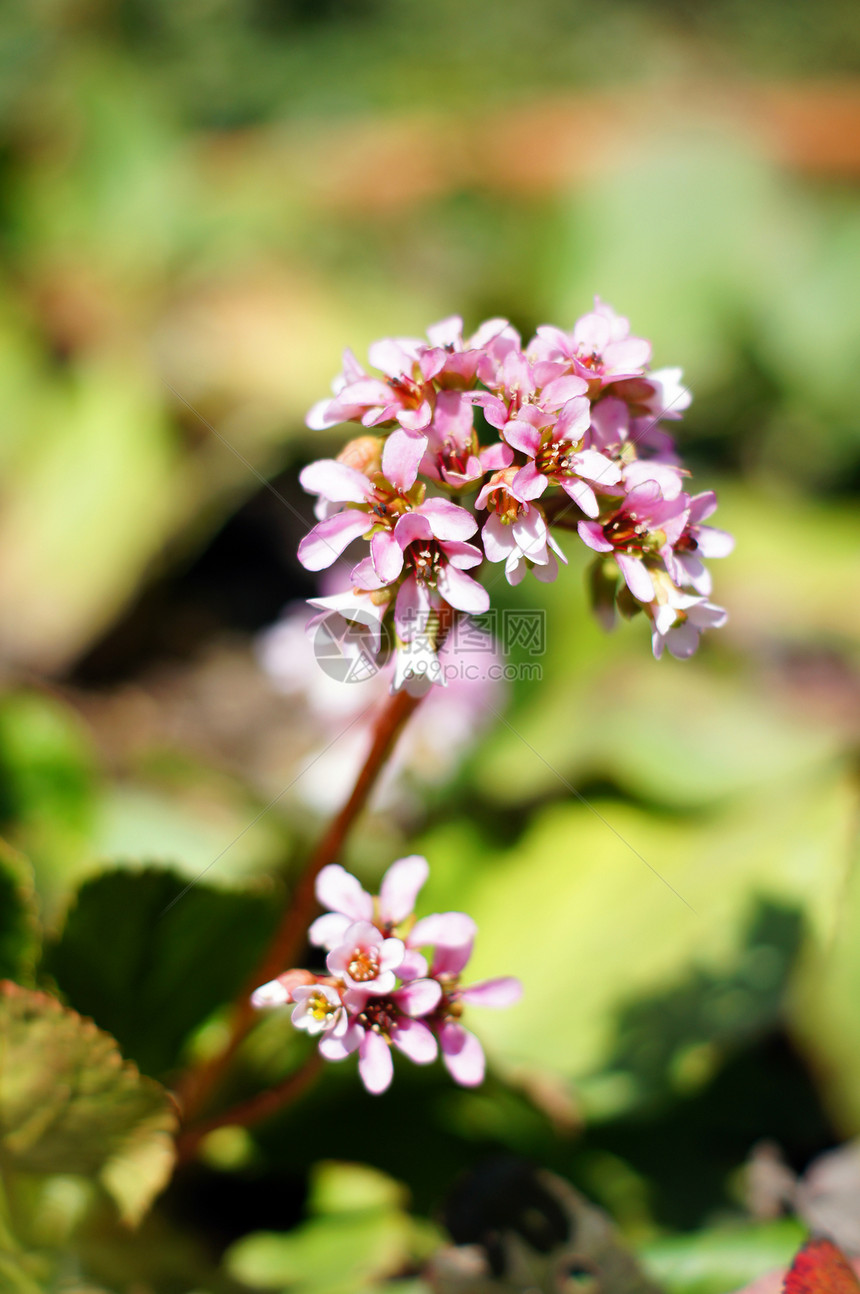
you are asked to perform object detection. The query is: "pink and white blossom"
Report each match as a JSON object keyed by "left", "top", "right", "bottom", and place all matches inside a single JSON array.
[
  {"left": 253, "top": 856, "right": 522, "bottom": 1095},
  {"left": 297, "top": 303, "right": 731, "bottom": 688},
  {"left": 309, "top": 856, "right": 429, "bottom": 950},
  {"left": 650, "top": 590, "right": 729, "bottom": 660},
  {"left": 476, "top": 472, "right": 566, "bottom": 586},
  {"left": 320, "top": 979, "right": 442, "bottom": 1095},
  {"left": 289, "top": 984, "right": 349, "bottom": 1039},
  {"left": 578, "top": 481, "right": 690, "bottom": 605},
  {"left": 326, "top": 920, "right": 406, "bottom": 995}
]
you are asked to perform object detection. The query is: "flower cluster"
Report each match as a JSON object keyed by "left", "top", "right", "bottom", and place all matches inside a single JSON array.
[
  {"left": 298, "top": 303, "right": 733, "bottom": 689},
  {"left": 252, "top": 856, "right": 521, "bottom": 1095}
]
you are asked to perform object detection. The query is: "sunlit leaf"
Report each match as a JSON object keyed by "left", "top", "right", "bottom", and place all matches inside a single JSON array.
[
  {"left": 640, "top": 1219, "right": 806, "bottom": 1294},
  {"left": 0, "top": 982, "right": 177, "bottom": 1224},
  {"left": 789, "top": 815, "right": 860, "bottom": 1132},
  {"left": 421, "top": 772, "right": 855, "bottom": 1115}
]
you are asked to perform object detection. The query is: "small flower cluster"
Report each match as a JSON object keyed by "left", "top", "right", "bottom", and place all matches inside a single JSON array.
[
  {"left": 252, "top": 856, "right": 521, "bottom": 1095},
  {"left": 298, "top": 303, "right": 733, "bottom": 689}
]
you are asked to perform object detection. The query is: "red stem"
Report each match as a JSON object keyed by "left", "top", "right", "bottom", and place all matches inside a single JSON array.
[
  {"left": 175, "top": 686, "right": 423, "bottom": 1131},
  {"left": 175, "top": 1052, "right": 324, "bottom": 1165}
]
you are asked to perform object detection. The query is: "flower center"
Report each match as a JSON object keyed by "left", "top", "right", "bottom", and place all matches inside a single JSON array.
[
  {"left": 358, "top": 998, "right": 399, "bottom": 1036},
  {"left": 347, "top": 948, "right": 380, "bottom": 982},
  {"left": 536, "top": 437, "right": 577, "bottom": 477},
  {"left": 388, "top": 369, "right": 425, "bottom": 407},
  {"left": 487, "top": 488, "right": 522, "bottom": 525},
  {"left": 602, "top": 511, "right": 651, "bottom": 554},
  {"left": 409, "top": 541, "right": 443, "bottom": 584},
  {"left": 367, "top": 479, "right": 411, "bottom": 527},
  {"left": 442, "top": 441, "right": 471, "bottom": 475},
  {"left": 308, "top": 991, "right": 337, "bottom": 1023}
]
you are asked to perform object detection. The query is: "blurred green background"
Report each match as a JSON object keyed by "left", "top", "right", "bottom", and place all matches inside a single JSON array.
[{"left": 1, "top": 2, "right": 860, "bottom": 1291}]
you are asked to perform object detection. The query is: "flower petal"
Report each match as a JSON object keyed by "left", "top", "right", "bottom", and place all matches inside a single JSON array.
[
  {"left": 393, "top": 512, "right": 433, "bottom": 548},
  {"left": 503, "top": 419, "right": 541, "bottom": 457},
  {"left": 419, "top": 497, "right": 478, "bottom": 541},
  {"left": 697, "top": 526, "right": 735, "bottom": 558},
  {"left": 299, "top": 459, "right": 370, "bottom": 503},
  {"left": 319, "top": 1022, "right": 363, "bottom": 1060},
  {"left": 577, "top": 520, "right": 613, "bottom": 553},
  {"left": 393, "top": 977, "right": 442, "bottom": 1017},
  {"left": 436, "top": 564, "right": 489, "bottom": 615},
  {"left": 391, "top": 1018, "right": 437, "bottom": 1064},
  {"left": 379, "top": 937, "right": 407, "bottom": 973},
  {"left": 315, "top": 864, "right": 373, "bottom": 921},
  {"left": 250, "top": 978, "right": 291, "bottom": 1008},
  {"left": 616, "top": 552, "right": 655, "bottom": 603},
  {"left": 371, "top": 529, "right": 405, "bottom": 583},
  {"left": 307, "top": 912, "right": 352, "bottom": 950},
  {"left": 459, "top": 977, "right": 523, "bottom": 1008},
  {"left": 411, "top": 911, "right": 477, "bottom": 948},
  {"left": 512, "top": 461, "right": 547, "bottom": 501},
  {"left": 398, "top": 949, "right": 429, "bottom": 980},
  {"left": 379, "top": 855, "right": 429, "bottom": 925},
  {"left": 382, "top": 427, "right": 426, "bottom": 490},
  {"left": 439, "top": 1023, "right": 485, "bottom": 1087},
  {"left": 359, "top": 1030, "right": 394, "bottom": 1094},
  {"left": 298, "top": 510, "right": 371, "bottom": 571},
  {"left": 481, "top": 513, "right": 513, "bottom": 563}
]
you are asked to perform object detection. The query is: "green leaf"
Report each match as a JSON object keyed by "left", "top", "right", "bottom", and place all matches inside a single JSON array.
[
  {"left": 0, "top": 691, "right": 98, "bottom": 910},
  {"left": 0, "top": 982, "right": 177, "bottom": 1224},
  {"left": 639, "top": 1219, "right": 805, "bottom": 1294},
  {"left": 225, "top": 1162, "right": 440, "bottom": 1294},
  {"left": 44, "top": 866, "right": 279, "bottom": 1079},
  {"left": 789, "top": 812, "right": 860, "bottom": 1131},
  {"left": 0, "top": 841, "right": 39, "bottom": 983},
  {"left": 422, "top": 771, "right": 855, "bottom": 1116},
  {"left": 0, "top": 363, "right": 180, "bottom": 675}
]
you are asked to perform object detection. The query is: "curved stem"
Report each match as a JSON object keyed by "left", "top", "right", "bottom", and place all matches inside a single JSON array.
[
  {"left": 175, "top": 686, "right": 424, "bottom": 1127},
  {"left": 176, "top": 1052, "right": 324, "bottom": 1166}
]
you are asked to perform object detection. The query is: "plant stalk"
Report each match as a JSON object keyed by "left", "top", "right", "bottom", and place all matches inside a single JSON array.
[{"left": 175, "top": 685, "right": 424, "bottom": 1129}]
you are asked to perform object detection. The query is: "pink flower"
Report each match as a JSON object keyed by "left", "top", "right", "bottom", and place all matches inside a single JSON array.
[
  {"left": 577, "top": 481, "right": 689, "bottom": 604},
  {"left": 350, "top": 503, "right": 484, "bottom": 596},
  {"left": 420, "top": 389, "right": 513, "bottom": 489},
  {"left": 320, "top": 979, "right": 442, "bottom": 1095},
  {"left": 308, "top": 856, "right": 429, "bottom": 950},
  {"left": 289, "top": 984, "right": 349, "bottom": 1039},
  {"left": 505, "top": 398, "right": 621, "bottom": 518},
  {"left": 637, "top": 366, "right": 692, "bottom": 420},
  {"left": 254, "top": 855, "right": 522, "bottom": 1095},
  {"left": 425, "top": 315, "right": 518, "bottom": 386},
  {"left": 300, "top": 305, "right": 732, "bottom": 667},
  {"left": 587, "top": 397, "right": 683, "bottom": 489},
  {"left": 306, "top": 338, "right": 443, "bottom": 493},
  {"left": 476, "top": 471, "right": 566, "bottom": 586},
  {"left": 529, "top": 298, "right": 651, "bottom": 390},
  {"left": 409, "top": 910, "right": 522, "bottom": 1087},
  {"left": 664, "top": 491, "right": 735, "bottom": 595},
  {"left": 306, "top": 320, "right": 518, "bottom": 492},
  {"left": 651, "top": 591, "right": 728, "bottom": 660},
  {"left": 250, "top": 969, "right": 315, "bottom": 1009},
  {"left": 326, "top": 920, "right": 406, "bottom": 995},
  {"left": 297, "top": 455, "right": 478, "bottom": 584}
]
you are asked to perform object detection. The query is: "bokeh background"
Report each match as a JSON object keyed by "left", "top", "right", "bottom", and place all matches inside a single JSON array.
[{"left": 1, "top": 2, "right": 860, "bottom": 1291}]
